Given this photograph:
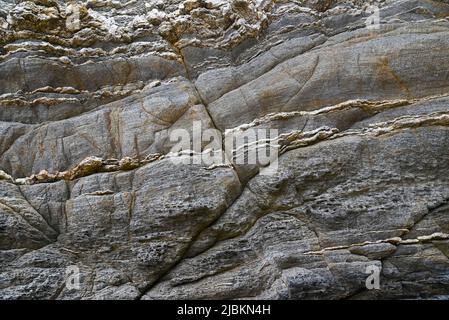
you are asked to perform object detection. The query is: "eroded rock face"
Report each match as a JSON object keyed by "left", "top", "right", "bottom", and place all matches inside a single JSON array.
[{"left": 1, "top": 0, "right": 449, "bottom": 299}]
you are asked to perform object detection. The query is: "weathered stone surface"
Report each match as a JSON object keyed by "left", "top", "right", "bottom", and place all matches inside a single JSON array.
[
  {"left": 1, "top": 156, "right": 241, "bottom": 299},
  {"left": 0, "top": 79, "right": 206, "bottom": 177},
  {"left": 1, "top": 0, "right": 449, "bottom": 300}
]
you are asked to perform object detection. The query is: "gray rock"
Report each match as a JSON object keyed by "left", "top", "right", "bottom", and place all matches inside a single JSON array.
[{"left": 1, "top": 0, "right": 449, "bottom": 300}]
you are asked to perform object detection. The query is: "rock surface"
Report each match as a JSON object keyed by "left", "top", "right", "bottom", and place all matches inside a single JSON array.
[{"left": 1, "top": 0, "right": 449, "bottom": 299}]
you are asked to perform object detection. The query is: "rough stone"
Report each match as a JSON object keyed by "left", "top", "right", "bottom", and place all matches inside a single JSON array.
[{"left": 1, "top": 0, "right": 449, "bottom": 300}]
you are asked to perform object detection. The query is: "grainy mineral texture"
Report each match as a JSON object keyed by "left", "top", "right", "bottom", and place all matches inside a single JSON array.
[{"left": 1, "top": 0, "right": 449, "bottom": 300}]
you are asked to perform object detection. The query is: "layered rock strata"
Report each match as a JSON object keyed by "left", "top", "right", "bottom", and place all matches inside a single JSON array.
[{"left": 1, "top": 0, "right": 449, "bottom": 299}]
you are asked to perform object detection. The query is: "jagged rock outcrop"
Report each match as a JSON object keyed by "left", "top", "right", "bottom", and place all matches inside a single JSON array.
[{"left": 1, "top": 0, "right": 449, "bottom": 299}]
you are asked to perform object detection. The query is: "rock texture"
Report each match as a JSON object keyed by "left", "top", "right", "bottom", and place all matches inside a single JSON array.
[{"left": 1, "top": 0, "right": 449, "bottom": 299}]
